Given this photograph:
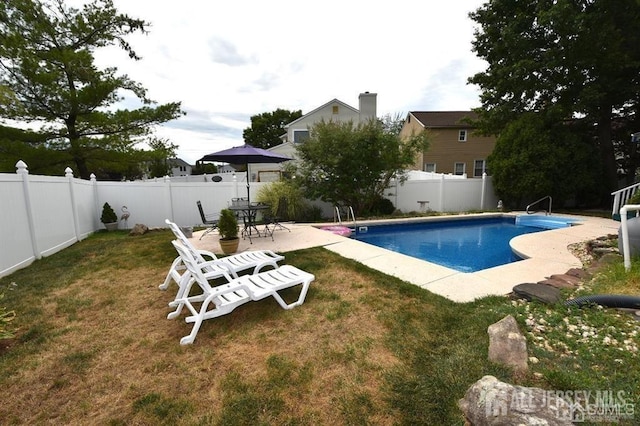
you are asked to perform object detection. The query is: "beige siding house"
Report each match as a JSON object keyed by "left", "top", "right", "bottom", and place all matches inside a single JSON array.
[
  {"left": 252, "top": 92, "right": 378, "bottom": 181},
  {"left": 400, "top": 111, "right": 496, "bottom": 177}
]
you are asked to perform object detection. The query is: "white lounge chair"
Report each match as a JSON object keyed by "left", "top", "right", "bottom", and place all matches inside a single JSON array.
[
  {"left": 160, "top": 219, "right": 285, "bottom": 297},
  {"left": 169, "top": 240, "right": 315, "bottom": 345}
]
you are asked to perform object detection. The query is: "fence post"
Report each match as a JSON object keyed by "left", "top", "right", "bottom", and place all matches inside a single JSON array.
[
  {"left": 165, "top": 175, "right": 174, "bottom": 222},
  {"left": 91, "top": 173, "right": 99, "bottom": 230},
  {"left": 480, "top": 173, "right": 487, "bottom": 211},
  {"left": 439, "top": 174, "right": 445, "bottom": 212},
  {"left": 66, "top": 167, "right": 81, "bottom": 241},
  {"left": 16, "top": 160, "right": 41, "bottom": 259}
]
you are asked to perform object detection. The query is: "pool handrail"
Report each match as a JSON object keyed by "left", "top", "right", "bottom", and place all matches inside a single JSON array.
[
  {"left": 334, "top": 205, "right": 357, "bottom": 231},
  {"left": 526, "top": 195, "right": 552, "bottom": 215}
]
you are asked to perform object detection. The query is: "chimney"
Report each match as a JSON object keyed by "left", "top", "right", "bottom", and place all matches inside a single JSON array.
[{"left": 358, "top": 92, "right": 377, "bottom": 123}]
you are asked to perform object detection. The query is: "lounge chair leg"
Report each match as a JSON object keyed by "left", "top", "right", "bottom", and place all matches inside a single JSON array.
[
  {"left": 159, "top": 257, "right": 184, "bottom": 290},
  {"left": 271, "top": 280, "right": 311, "bottom": 309}
]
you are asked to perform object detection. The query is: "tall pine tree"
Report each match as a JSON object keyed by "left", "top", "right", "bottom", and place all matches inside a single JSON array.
[{"left": 0, "top": 0, "right": 184, "bottom": 179}]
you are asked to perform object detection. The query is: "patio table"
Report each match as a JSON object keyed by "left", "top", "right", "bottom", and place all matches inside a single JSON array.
[{"left": 229, "top": 202, "right": 270, "bottom": 243}]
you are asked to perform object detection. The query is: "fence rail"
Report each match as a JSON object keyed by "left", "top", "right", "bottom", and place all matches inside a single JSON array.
[
  {"left": 611, "top": 182, "right": 640, "bottom": 219},
  {"left": 0, "top": 161, "right": 497, "bottom": 278}
]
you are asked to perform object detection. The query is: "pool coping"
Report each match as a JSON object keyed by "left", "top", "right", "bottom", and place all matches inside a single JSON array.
[
  {"left": 192, "top": 212, "right": 620, "bottom": 303},
  {"left": 320, "top": 213, "right": 620, "bottom": 303}
]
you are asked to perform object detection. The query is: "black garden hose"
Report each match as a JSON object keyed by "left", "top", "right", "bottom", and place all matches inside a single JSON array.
[{"left": 565, "top": 294, "right": 640, "bottom": 309}]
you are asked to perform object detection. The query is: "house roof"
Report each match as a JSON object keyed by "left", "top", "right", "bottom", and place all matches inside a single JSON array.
[
  {"left": 284, "top": 98, "right": 359, "bottom": 128},
  {"left": 409, "top": 111, "right": 478, "bottom": 128},
  {"left": 170, "top": 158, "right": 191, "bottom": 167}
]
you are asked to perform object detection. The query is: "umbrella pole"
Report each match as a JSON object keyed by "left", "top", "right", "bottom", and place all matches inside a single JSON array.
[{"left": 246, "top": 165, "right": 251, "bottom": 205}]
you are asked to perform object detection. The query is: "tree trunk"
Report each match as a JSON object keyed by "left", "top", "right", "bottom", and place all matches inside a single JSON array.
[
  {"left": 69, "top": 137, "right": 89, "bottom": 179},
  {"left": 597, "top": 105, "right": 617, "bottom": 205}
]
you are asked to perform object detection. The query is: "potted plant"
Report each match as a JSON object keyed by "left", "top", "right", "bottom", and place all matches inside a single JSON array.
[
  {"left": 218, "top": 208, "right": 239, "bottom": 254},
  {"left": 100, "top": 202, "right": 119, "bottom": 231}
]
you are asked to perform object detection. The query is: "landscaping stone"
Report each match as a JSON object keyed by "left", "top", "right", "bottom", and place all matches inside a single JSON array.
[
  {"left": 129, "top": 223, "right": 149, "bottom": 236},
  {"left": 548, "top": 273, "right": 581, "bottom": 286},
  {"left": 565, "top": 267, "right": 589, "bottom": 279},
  {"left": 538, "top": 275, "right": 579, "bottom": 289},
  {"left": 487, "top": 315, "right": 528, "bottom": 373},
  {"left": 459, "top": 375, "right": 573, "bottom": 426},
  {"left": 513, "top": 283, "right": 561, "bottom": 304}
]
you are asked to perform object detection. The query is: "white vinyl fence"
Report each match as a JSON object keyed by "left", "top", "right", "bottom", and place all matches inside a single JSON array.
[{"left": 0, "top": 161, "right": 497, "bottom": 278}]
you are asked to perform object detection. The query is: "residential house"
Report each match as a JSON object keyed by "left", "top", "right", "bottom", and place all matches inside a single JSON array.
[
  {"left": 252, "top": 92, "right": 378, "bottom": 181},
  {"left": 169, "top": 158, "right": 193, "bottom": 177},
  {"left": 399, "top": 111, "right": 496, "bottom": 177}
]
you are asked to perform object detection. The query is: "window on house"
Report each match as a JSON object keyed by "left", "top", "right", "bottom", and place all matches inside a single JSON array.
[
  {"left": 458, "top": 130, "right": 467, "bottom": 142},
  {"left": 332, "top": 105, "right": 339, "bottom": 114},
  {"left": 474, "top": 160, "right": 487, "bottom": 177},
  {"left": 454, "top": 162, "right": 466, "bottom": 175},
  {"left": 424, "top": 163, "right": 436, "bottom": 173},
  {"left": 293, "top": 130, "right": 310, "bottom": 143}
]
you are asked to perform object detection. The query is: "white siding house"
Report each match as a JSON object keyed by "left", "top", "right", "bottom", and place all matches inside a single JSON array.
[{"left": 170, "top": 158, "right": 192, "bottom": 177}]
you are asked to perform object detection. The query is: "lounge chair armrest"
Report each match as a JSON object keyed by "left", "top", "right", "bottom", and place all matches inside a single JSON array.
[
  {"left": 199, "top": 259, "right": 236, "bottom": 281},
  {"left": 196, "top": 249, "right": 217, "bottom": 260}
]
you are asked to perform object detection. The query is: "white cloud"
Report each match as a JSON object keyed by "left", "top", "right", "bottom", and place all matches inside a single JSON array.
[{"left": 66, "top": 0, "right": 488, "bottom": 163}]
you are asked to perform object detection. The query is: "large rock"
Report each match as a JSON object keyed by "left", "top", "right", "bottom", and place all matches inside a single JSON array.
[
  {"left": 129, "top": 223, "right": 149, "bottom": 236},
  {"left": 459, "top": 375, "right": 573, "bottom": 425},
  {"left": 487, "top": 315, "right": 528, "bottom": 373}
]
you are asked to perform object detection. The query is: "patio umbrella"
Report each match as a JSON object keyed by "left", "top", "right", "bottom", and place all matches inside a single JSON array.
[{"left": 198, "top": 143, "right": 293, "bottom": 204}]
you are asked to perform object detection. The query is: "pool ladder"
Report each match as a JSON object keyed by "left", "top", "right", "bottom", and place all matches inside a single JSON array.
[
  {"left": 334, "top": 205, "right": 357, "bottom": 232},
  {"left": 526, "top": 195, "right": 552, "bottom": 215}
]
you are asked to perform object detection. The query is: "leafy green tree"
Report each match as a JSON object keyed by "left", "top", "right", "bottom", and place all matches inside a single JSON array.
[
  {"left": 469, "top": 0, "right": 640, "bottom": 201},
  {"left": 144, "top": 138, "right": 178, "bottom": 178},
  {"left": 191, "top": 162, "right": 218, "bottom": 176},
  {"left": 488, "top": 112, "right": 602, "bottom": 208},
  {"left": 294, "top": 119, "right": 430, "bottom": 215},
  {"left": 242, "top": 108, "right": 302, "bottom": 149},
  {"left": 379, "top": 112, "right": 406, "bottom": 136},
  {"left": 0, "top": 0, "right": 184, "bottom": 179}
]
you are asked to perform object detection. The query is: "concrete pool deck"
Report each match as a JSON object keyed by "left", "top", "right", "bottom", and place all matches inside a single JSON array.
[{"left": 191, "top": 213, "right": 620, "bottom": 303}]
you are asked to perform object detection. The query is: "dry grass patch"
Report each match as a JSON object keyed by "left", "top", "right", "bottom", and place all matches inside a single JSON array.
[
  {"left": 5, "top": 230, "right": 638, "bottom": 424},
  {"left": 0, "top": 232, "right": 404, "bottom": 425}
]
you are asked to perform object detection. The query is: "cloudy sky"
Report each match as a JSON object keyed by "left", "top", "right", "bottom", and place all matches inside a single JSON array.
[{"left": 71, "top": 0, "right": 488, "bottom": 164}]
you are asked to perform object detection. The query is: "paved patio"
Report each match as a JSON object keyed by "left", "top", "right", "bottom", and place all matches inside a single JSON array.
[{"left": 191, "top": 213, "right": 620, "bottom": 303}]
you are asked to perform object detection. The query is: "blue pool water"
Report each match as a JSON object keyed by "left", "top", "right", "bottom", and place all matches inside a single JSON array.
[{"left": 354, "top": 217, "right": 545, "bottom": 273}]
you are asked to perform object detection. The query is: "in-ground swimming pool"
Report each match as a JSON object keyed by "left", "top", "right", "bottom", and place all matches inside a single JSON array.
[{"left": 354, "top": 216, "right": 558, "bottom": 273}]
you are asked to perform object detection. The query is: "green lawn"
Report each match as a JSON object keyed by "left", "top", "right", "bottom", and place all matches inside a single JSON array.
[{"left": 0, "top": 229, "right": 638, "bottom": 425}]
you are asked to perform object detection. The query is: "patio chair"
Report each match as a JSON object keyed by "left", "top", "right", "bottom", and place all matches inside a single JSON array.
[
  {"left": 264, "top": 197, "right": 291, "bottom": 236},
  {"left": 160, "top": 219, "right": 285, "bottom": 297},
  {"left": 196, "top": 200, "right": 219, "bottom": 240},
  {"left": 169, "top": 240, "right": 315, "bottom": 345}
]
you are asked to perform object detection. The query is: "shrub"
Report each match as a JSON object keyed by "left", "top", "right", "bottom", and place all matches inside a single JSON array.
[
  {"left": 256, "top": 181, "right": 309, "bottom": 221},
  {"left": 100, "top": 202, "right": 118, "bottom": 224},
  {"left": 364, "top": 195, "right": 395, "bottom": 216},
  {"left": 218, "top": 209, "right": 238, "bottom": 240},
  {"left": 627, "top": 191, "right": 640, "bottom": 205}
]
